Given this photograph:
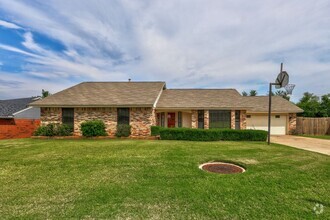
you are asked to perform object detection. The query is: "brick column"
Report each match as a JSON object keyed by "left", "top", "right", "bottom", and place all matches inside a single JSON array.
[
  {"left": 240, "top": 110, "right": 247, "bottom": 129},
  {"left": 288, "top": 113, "right": 297, "bottom": 134},
  {"left": 191, "top": 110, "right": 198, "bottom": 128},
  {"left": 231, "top": 110, "right": 235, "bottom": 129},
  {"left": 204, "top": 110, "right": 209, "bottom": 129}
]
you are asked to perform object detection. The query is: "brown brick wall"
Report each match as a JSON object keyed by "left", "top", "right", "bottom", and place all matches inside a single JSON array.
[
  {"left": 240, "top": 110, "right": 247, "bottom": 129},
  {"left": 40, "top": 107, "right": 156, "bottom": 137},
  {"left": 231, "top": 110, "right": 235, "bottom": 129},
  {"left": 204, "top": 110, "right": 209, "bottom": 129},
  {"left": 191, "top": 110, "right": 198, "bottom": 128},
  {"left": 74, "top": 107, "right": 117, "bottom": 136},
  {"left": 288, "top": 113, "right": 297, "bottom": 134},
  {"left": 130, "top": 107, "right": 155, "bottom": 137},
  {"left": 40, "top": 107, "right": 61, "bottom": 125},
  {"left": 0, "top": 119, "right": 40, "bottom": 139}
]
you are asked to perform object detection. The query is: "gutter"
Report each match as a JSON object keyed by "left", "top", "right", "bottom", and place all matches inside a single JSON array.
[{"left": 29, "top": 104, "right": 155, "bottom": 108}]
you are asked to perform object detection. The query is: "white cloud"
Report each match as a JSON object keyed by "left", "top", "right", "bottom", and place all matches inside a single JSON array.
[
  {"left": 0, "top": 19, "right": 22, "bottom": 29},
  {"left": 0, "top": 0, "right": 329, "bottom": 101}
]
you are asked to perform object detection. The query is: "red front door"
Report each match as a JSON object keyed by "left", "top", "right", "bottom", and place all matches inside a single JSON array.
[{"left": 168, "top": 113, "right": 175, "bottom": 128}]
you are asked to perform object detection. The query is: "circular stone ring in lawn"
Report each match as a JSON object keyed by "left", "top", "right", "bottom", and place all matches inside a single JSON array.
[{"left": 199, "top": 162, "right": 245, "bottom": 174}]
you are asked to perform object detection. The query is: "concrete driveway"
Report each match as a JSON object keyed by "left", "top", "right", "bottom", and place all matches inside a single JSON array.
[{"left": 271, "top": 135, "right": 330, "bottom": 156}]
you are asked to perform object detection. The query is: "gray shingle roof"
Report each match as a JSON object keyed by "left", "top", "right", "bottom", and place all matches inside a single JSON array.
[
  {"left": 30, "top": 82, "right": 166, "bottom": 107},
  {"left": 0, "top": 97, "right": 39, "bottom": 118},
  {"left": 156, "top": 89, "right": 250, "bottom": 109},
  {"left": 243, "top": 96, "right": 303, "bottom": 113},
  {"left": 156, "top": 89, "right": 302, "bottom": 113},
  {"left": 29, "top": 81, "right": 302, "bottom": 113}
]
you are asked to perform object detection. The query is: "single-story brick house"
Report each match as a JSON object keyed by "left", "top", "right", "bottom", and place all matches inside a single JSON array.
[
  {"left": 30, "top": 82, "right": 303, "bottom": 137},
  {"left": 0, "top": 97, "right": 41, "bottom": 139}
]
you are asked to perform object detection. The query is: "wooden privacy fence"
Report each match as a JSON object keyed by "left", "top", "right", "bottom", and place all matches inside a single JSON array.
[{"left": 296, "top": 117, "right": 330, "bottom": 135}]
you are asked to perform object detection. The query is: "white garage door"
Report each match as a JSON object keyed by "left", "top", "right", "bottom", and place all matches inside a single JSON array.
[{"left": 246, "top": 114, "right": 287, "bottom": 135}]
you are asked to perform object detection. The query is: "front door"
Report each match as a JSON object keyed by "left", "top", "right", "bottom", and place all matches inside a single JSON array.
[{"left": 168, "top": 112, "right": 176, "bottom": 128}]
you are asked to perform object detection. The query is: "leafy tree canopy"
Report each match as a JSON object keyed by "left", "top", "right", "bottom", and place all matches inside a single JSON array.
[
  {"left": 296, "top": 92, "right": 330, "bottom": 117},
  {"left": 42, "top": 89, "right": 51, "bottom": 98},
  {"left": 242, "top": 90, "right": 257, "bottom": 96}
]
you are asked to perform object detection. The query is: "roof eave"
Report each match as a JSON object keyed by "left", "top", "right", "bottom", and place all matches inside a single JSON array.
[
  {"left": 156, "top": 107, "right": 252, "bottom": 110},
  {"left": 29, "top": 104, "right": 155, "bottom": 108}
]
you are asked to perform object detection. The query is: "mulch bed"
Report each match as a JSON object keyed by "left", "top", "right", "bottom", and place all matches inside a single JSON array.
[{"left": 201, "top": 163, "right": 245, "bottom": 174}]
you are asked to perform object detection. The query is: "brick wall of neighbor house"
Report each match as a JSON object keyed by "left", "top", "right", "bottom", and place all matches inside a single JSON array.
[
  {"left": 0, "top": 118, "right": 15, "bottom": 125},
  {"left": 40, "top": 107, "right": 62, "bottom": 125},
  {"left": 130, "top": 107, "right": 156, "bottom": 137},
  {"left": 231, "top": 110, "right": 235, "bottom": 129},
  {"left": 74, "top": 107, "right": 117, "bottom": 136},
  {"left": 288, "top": 113, "right": 297, "bottom": 134},
  {"left": 240, "top": 110, "right": 247, "bottom": 129},
  {"left": 191, "top": 110, "right": 198, "bottom": 128},
  {"left": 204, "top": 110, "right": 209, "bottom": 129},
  {"left": 0, "top": 119, "right": 40, "bottom": 139}
]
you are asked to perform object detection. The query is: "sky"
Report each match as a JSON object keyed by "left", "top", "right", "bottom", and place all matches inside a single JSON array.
[{"left": 0, "top": 0, "right": 329, "bottom": 103}]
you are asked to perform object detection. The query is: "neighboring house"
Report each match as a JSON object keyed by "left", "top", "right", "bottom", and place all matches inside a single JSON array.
[
  {"left": 30, "top": 82, "right": 303, "bottom": 137},
  {"left": 0, "top": 97, "right": 41, "bottom": 139}
]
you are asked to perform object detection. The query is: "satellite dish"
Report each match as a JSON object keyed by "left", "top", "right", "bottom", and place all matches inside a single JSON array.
[{"left": 275, "top": 71, "right": 289, "bottom": 89}]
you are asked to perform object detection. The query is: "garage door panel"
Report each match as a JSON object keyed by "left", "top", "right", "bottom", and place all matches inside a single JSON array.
[{"left": 246, "top": 115, "right": 287, "bottom": 135}]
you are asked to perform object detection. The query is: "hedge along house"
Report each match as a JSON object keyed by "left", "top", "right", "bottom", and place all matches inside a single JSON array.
[{"left": 30, "top": 81, "right": 303, "bottom": 137}]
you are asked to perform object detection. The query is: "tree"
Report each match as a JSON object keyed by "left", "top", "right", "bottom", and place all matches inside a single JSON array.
[
  {"left": 242, "top": 90, "right": 257, "bottom": 96},
  {"left": 296, "top": 92, "right": 321, "bottom": 117},
  {"left": 275, "top": 90, "right": 290, "bottom": 101},
  {"left": 249, "top": 90, "right": 257, "bottom": 96},
  {"left": 320, "top": 94, "right": 330, "bottom": 117},
  {"left": 42, "top": 89, "right": 51, "bottom": 98}
]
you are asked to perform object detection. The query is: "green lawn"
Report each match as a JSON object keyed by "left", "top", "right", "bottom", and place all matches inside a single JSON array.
[
  {"left": 0, "top": 139, "right": 329, "bottom": 219},
  {"left": 298, "top": 134, "right": 330, "bottom": 140}
]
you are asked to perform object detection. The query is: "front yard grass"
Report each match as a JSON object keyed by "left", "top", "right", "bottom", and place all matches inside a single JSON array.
[
  {"left": 297, "top": 134, "right": 330, "bottom": 140},
  {"left": 0, "top": 139, "right": 329, "bottom": 219}
]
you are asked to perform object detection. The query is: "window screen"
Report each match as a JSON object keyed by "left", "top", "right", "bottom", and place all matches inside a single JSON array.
[
  {"left": 209, "top": 110, "right": 231, "bottom": 129},
  {"left": 198, "top": 110, "right": 204, "bottom": 129},
  {"left": 178, "top": 111, "right": 182, "bottom": 128},
  {"left": 62, "top": 108, "right": 74, "bottom": 130},
  {"left": 161, "top": 112, "right": 165, "bottom": 127},
  {"left": 117, "top": 108, "right": 130, "bottom": 125}
]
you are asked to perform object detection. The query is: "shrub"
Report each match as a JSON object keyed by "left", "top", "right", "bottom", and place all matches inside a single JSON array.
[
  {"left": 57, "top": 124, "right": 73, "bottom": 136},
  {"left": 151, "top": 126, "right": 161, "bottom": 136},
  {"left": 34, "top": 123, "right": 73, "bottom": 136},
  {"left": 116, "top": 124, "right": 131, "bottom": 137},
  {"left": 159, "top": 128, "right": 267, "bottom": 141},
  {"left": 80, "top": 120, "right": 107, "bottom": 137}
]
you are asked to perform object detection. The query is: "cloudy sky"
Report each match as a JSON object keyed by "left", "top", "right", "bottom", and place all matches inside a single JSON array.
[{"left": 0, "top": 0, "right": 329, "bottom": 102}]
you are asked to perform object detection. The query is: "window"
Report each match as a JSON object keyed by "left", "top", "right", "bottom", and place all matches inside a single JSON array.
[
  {"left": 275, "top": 115, "right": 280, "bottom": 118},
  {"left": 209, "top": 110, "right": 231, "bottom": 129},
  {"left": 235, "top": 110, "right": 240, "bottom": 130},
  {"left": 178, "top": 111, "right": 182, "bottom": 128},
  {"left": 198, "top": 110, "right": 204, "bottom": 129},
  {"left": 247, "top": 115, "right": 251, "bottom": 118},
  {"left": 117, "top": 108, "right": 130, "bottom": 125},
  {"left": 161, "top": 112, "right": 165, "bottom": 127},
  {"left": 62, "top": 108, "right": 74, "bottom": 130}
]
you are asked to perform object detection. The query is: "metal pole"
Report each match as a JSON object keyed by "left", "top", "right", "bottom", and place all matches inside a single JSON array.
[
  {"left": 268, "top": 83, "right": 272, "bottom": 145},
  {"left": 268, "top": 63, "right": 283, "bottom": 145}
]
